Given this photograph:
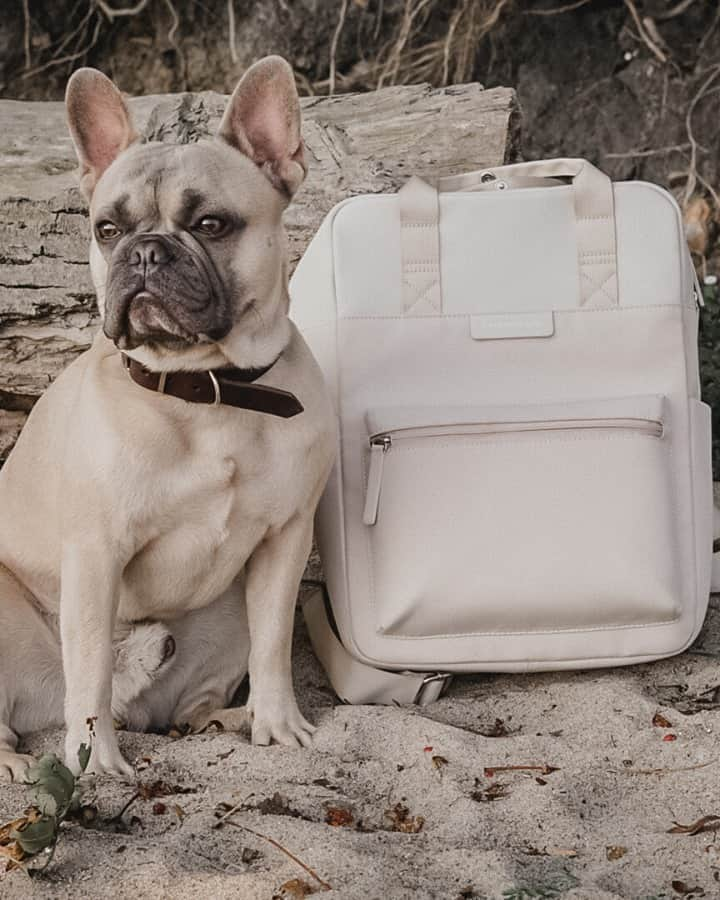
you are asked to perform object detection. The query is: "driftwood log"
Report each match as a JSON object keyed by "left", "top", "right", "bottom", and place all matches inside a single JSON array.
[{"left": 0, "top": 82, "right": 519, "bottom": 461}]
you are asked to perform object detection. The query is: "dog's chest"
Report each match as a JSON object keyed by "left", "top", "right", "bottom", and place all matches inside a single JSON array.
[{"left": 119, "top": 418, "right": 298, "bottom": 620}]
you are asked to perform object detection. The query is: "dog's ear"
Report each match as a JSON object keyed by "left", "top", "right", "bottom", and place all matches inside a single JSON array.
[
  {"left": 66, "top": 68, "right": 138, "bottom": 199},
  {"left": 218, "top": 56, "right": 306, "bottom": 198}
]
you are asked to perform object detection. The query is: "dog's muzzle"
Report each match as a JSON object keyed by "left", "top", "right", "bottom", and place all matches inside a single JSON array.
[{"left": 103, "top": 232, "right": 232, "bottom": 349}]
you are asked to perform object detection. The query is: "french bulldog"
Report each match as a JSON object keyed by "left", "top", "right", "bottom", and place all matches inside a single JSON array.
[{"left": 0, "top": 55, "right": 335, "bottom": 779}]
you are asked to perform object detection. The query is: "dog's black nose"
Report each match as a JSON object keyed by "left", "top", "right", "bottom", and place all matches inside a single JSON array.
[{"left": 131, "top": 237, "right": 172, "bottom": 269}]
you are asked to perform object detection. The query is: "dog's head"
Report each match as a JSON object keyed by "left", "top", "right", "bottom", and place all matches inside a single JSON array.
[{"left": 65, "top": 56, "right": 306, "bottom": 371}]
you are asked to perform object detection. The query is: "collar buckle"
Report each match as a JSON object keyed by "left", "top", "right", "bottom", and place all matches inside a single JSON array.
[{"left": 207, "top": 370, "right": 222, "bottom": 406}]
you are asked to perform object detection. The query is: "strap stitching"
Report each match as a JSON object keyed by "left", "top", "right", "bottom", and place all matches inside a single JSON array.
[
  {"left": 405, "top": 281, "right": 440, "bottom": 313},
  {"left": 580, "top": 268, "right": 617, "bottom": 305},
  {"left": 403, "top": 270, "right": 441, "bottom": 313},
  {"left": 342, "top": 303, "right": 691, "bottom": 320}
]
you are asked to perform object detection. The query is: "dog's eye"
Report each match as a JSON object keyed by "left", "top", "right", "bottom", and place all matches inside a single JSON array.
[
  {"left": 193, "top": 216, "right": 228, "bottom": 237},
  {"left": 96, "top": 221, "right": 121, "bottom": 241}
]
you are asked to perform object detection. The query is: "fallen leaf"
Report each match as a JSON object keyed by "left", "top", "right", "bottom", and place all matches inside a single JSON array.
[
  {"left": 523, "top": 844, "right": 577, "bottom": 857},
  {"left": 684, "top": 195, "right": 712, "bottom": 256},
  {"left": 668, "top": 815, "right": 720, "bottom": 835},
  {"left": 650, "top": 683, "right": 720, "bottom": 715},
  {"left": 547, "top": 847, "right": 578, "bottom": 857},
  {"left": 167, "top": 723, "right": 191, "bottom": 739},
  {"left": 137, "top": 780, "right": 197, "bottom": 800},
  {"left": 173, "top": 804, "right": 185, "bottom": 822},
  {"left": 606, "top": 845, "right": 627, "bottom": 861},
  {"left": 471, "top": 780, "right": 509, "bottom": 803},
  {"left": 0, "top": 811, "right": 39, "bottom": 846},
  {"left": 253, "top": 792, "right": 304, "bottom": 819},
  {"left": 240, "top": 846, "right": 262, "bottom": 864},
  {"left": 25, "top": 754, "right": 76, "bottom": 816},
  {"left": 663, "top": 734, "right": 678, "bottom": 742},
  {"left": 431, "top": 755, "right": 449, "bottom": 771},
  {"left": 75, "top": 804, "right": 98, "bottom": 827},
  {"left": 325, "top": 806, "right": 354, "bottom": 827},
  {"left": 152, "top": 802, "right": 167, "bottom": 815},
  {"left": 10, "top": 814, "right": 57, "bottom": 856},
  {"left": 77, "top": 743, "right": 91, "bottom": 773},
  {"left": 477, "top": 718, "right": 515, "bottom": 738},
  {"left": 483, "top": 764, "right": 559, "bottom": 778},
  {"left": 0, "top": 841, "right": 26, "bottom": 863},
  {"left": 672, "top": 879, "right": 704, "bottom": 895},
  {"left": 653, "top": 712, "right": 673, "bottom": 728},
  {"left": 272, "top": 877, "right": 316, "bottom": 898},
  {"left": 383, "top": 803, "right": 424, "bottom": 834}
]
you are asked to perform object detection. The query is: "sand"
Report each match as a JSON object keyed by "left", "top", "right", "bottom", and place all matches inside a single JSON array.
[{"left": 1, "top": 580, "right": 719, "bottom": 900}]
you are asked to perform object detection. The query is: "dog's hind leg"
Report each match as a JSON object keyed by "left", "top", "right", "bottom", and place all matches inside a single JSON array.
[
  {"left": 122, "top": 580, "right": 250, "bottom": 736},
  {"left": 0, "top": 564, "right": 64, "bottom": 781},
  {"left": 0, "top": 705, "right": 36, "bottom": 782},
  {"left": 0, "top": 563, "right": 178, "bottom": 779},
  {"left": 111, "top": 621, "right": 177, "bottom": 726}
]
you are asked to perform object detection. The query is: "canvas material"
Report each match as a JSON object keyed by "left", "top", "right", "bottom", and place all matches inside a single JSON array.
[{"left": 290, "top": 158, "right": 712, "bottom": 683}]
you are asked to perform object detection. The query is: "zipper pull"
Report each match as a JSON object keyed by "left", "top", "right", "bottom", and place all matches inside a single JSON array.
[{"left": 363, "top": 435, "right": 391, "bottom": 526}]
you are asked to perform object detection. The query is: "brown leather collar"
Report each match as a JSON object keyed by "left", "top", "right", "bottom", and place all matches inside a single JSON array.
[{"left": 121, "top": 353, "right": 303, "bottom": 418}]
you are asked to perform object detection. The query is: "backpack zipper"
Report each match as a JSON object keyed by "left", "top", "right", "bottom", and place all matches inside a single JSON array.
[
  {"left": 363, "top": 417, "right": 662, "bottom": 527},
  {"left": 363, "top": 436, "right": 392, "bottom": 525}
]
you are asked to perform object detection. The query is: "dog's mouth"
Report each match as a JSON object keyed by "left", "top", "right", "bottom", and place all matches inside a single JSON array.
[
  {"left": 102, "top": 234, "right": 234, "bottom": 351},
  {"left": 116, "top": 291, "right": 200, "bottom": 350},
  {"left": 108, "top": 291, "right": 231, "bottom": 351}
]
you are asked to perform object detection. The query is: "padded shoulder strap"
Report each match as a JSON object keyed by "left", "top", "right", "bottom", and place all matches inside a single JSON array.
[{"left": 302, "top": 588, "right": 451, "bottom": 706}]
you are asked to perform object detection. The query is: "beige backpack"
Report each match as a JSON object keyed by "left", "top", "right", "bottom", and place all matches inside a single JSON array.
[{"left": 290, "top": 158, "right": 713, "bottom": 705}]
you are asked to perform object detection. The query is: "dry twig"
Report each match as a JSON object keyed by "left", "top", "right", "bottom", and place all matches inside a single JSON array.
[
  {"left": 22, "top": 0, "right": 32, "bottom": 71},
  {"left": 684, "top": 63, "right": 720, "bottom": 208},
  {"left": 220, "top": 816, "right": 332, "bottom": 891},
  {"left": 656, "top": 0, "right": 700, "bottom": 20},
  {"left": 604, "top": 143, "right": 691, "bottom": 159},
  {"left": 21, "top": 12, "right": 102, "bottom": 79},
  {"left": 524, "top": 0, "right": 592, "bottom": 16},
  {"left": 623, "top": 0, "right": 667, "bottom": 64},
  {"left": 329, "top": 0, "right": 349, "bottom": 95},
  {"left": 93, "top": 0, "right": 151, "bottom": 19},
  {"left": 622, "top": 759, "right": 718, "bottom": 776},
  {"left": 227, "top": 0, "right": 238, "bottom": 65}
]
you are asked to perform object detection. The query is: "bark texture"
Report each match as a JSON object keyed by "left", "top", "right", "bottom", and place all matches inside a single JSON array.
[{"left": 0, "top": 82, "right": 518, "bottom": 460}]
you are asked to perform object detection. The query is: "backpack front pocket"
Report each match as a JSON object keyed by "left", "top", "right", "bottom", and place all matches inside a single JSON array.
[{"left": 362, "top": 395, "right": 680, "bottom": 637}]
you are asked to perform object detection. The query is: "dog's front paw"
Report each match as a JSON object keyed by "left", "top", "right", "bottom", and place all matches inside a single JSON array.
[
  {"left": 248, "top": 695, "right": 316, "bottom": 749},
  {"left": 0, "top": 750, "right": 35, "bottom": 783},
  {"left": 65, "top": 730, "right": 133, "bottom": 779}
]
